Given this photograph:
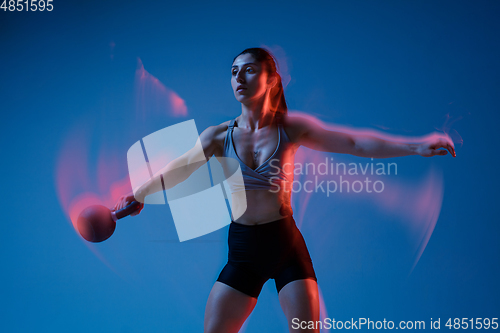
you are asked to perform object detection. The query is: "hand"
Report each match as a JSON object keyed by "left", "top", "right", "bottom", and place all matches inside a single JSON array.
[
  {"left": 112, "top": 192, "right": 144, "bottom": 216},
  {"left": 417, "top": 132, "right": 456, "bottom": 158}
]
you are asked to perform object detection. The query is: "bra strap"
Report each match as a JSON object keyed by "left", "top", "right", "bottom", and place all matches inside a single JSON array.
[{"left": 228, "top": 118, "right": 236, "bottom": 130}]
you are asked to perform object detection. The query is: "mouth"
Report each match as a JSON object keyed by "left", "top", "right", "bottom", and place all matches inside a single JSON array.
[{"left": 236, "top": 86, "right": 246, "bottom": 92}]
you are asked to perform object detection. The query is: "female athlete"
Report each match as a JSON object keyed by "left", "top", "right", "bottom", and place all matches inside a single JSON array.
[{"left": 114, "top": 47, "right": 455, "bottom": 333}]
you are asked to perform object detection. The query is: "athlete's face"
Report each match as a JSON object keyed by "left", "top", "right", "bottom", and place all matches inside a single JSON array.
[{"left": 231, "top": 53, "right": 274, "bottom": 104}]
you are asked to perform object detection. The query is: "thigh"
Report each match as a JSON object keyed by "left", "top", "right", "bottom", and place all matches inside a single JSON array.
[
  {"left": 278, "top": 279, "right": 320, "bottom": 333},
  {"left": 204, "top": 281, "right": 258, "bottom": 333}
]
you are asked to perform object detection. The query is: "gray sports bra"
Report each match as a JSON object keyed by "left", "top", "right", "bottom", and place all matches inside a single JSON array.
[{"left": 223, "top": 118, "right": 293, "bottom": 192}]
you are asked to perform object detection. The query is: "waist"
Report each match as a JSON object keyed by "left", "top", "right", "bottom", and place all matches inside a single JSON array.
[
  {"left": 229, "top": 215, "right": 299, "bottom": 246},
  {"left": 231, "top": 214, "right": 295, "bottom": 227},
  {"left": 227, "top": 215, "right": 303, "bottom": 261},
  {"left": 230, "top": 189, "right": 293, "bottom": 225}
]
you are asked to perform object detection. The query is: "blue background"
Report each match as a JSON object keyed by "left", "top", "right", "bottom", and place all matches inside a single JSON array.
[{"left": 1, "top": 0, "right": 499, "bottom": 332}]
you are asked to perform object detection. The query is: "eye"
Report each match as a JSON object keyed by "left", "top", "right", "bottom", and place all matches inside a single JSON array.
[
  {"left": 231, "top": 69, "right": 237, "bottom": 76},
  {"left": 246, "top": 67, "right": 254, "bottom": 73}
]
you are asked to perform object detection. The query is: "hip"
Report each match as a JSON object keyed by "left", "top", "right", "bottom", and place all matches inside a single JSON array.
[{"left": 227, "top": 215, "right": 312, "bottom": 264}]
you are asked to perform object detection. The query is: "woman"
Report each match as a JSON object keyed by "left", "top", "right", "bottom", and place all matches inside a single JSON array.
[{"left": 114, "top": 47, "right": 455, "bottom": 333}]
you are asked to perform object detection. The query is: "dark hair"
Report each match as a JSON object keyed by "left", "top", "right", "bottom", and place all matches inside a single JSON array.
[{"left": 233, "top": 47, "right": 288, "bottom": 120}]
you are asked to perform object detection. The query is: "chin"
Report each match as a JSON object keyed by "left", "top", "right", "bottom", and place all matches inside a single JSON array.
[{"left": 234, "top": 95, "right": 249, "bottom": 103}]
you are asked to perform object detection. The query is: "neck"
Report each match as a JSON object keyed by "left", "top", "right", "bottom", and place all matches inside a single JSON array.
[{"left": 238, "top": 92, "right": 276, "bottom": 130}]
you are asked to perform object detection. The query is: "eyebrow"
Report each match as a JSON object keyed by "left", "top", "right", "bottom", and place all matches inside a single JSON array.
[{"left": 231, "top": 62, "right": 258, "bottom": 68}]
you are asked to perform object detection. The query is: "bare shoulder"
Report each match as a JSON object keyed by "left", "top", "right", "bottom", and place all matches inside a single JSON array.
[
  {"left": 199, "top": 119, "right": 231, "bottom": 157},
  {"left": 281, "top": 113, "right": 311, "bottom": 144}
]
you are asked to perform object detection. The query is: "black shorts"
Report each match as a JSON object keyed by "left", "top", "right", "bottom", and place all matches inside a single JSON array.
[{"left": 216, "top": 215, "right": 317, "bottom": 298}]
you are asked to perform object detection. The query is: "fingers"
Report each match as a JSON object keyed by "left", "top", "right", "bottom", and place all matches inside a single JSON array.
[
  {"left": 430, "top": 139, "right": 447, "bottom": 150},
  {"left": 437, "top": 141, "right": 455, "bottom": 157},
  {"left": 440, "top": 136, "right": 456, "bottom": 157},
  {"left": 130, "top": 203, "right": 144, "bottom": 216},
  {"left": 112, "top": 196, "right": 123, "bottom": 211},
  {"left": 447, "top": 144, "right": 456, "bottom": 157},
  {"left": 429, "top": 138, "right": 456, "bottom": 158},
  {"left": 113, "top": 195, "right": 129, "bottom": 211},
  {"left": 113, "top": 194, "right": 144, "bottom": 214}
]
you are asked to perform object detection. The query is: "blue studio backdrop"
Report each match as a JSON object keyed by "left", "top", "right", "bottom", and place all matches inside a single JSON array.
[{"left": 1, "top": 1, "right": 499, "bottom": 332}]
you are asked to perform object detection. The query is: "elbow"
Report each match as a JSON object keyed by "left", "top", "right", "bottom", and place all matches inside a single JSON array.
[
  {"left": 352, "top": 137, "right": 371, "bottom": 157},
  {"left": 351, "top": 137, "right": 364, "bottom": 156}
]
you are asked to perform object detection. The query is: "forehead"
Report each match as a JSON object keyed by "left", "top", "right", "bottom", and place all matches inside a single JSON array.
[{"left": 232, "top": 53, "right": 260, "bottom": 67}]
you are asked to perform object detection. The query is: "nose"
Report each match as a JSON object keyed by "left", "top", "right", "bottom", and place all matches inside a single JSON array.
[{"left": 235, "top": 70, "right": 245, "bottom": 83}]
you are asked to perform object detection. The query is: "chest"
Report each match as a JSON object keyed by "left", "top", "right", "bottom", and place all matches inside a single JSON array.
[{"left": 231, "top": 126, "right": 280, "bottom": 170}]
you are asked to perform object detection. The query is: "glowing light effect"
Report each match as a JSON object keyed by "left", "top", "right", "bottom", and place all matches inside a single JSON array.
[
  {"left": 287, "top": 110, "right": 450, "bottom": 276},
  {"left": 438, "top": 112, "right": 464, "bottom": 148},
  {"left": 135, "top": 58, "right": 188, "bottom": 119},
  {"left": 261, "top": 44, "right": 292, "bottom": 89},
  {"left": 56, "top": 57, "right": 190, "bottom": 245},
  {"left": 55, "top": 123, "right": 131, "bottom": 237}
]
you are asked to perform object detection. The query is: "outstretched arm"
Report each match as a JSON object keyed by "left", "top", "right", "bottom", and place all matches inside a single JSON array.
[
  {"left": 288, "top": 113, "right": 456, "bottom": 158},
  {"left": 113, "top": 125, "right": 222, "bottom": 213}
]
